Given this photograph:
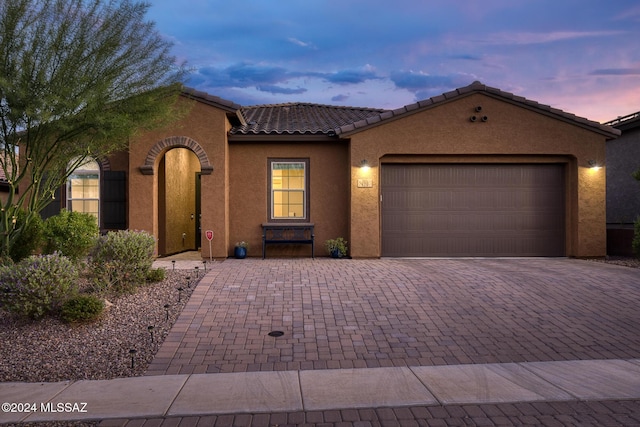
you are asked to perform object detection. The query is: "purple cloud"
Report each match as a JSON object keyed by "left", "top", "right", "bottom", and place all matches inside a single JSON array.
[{"left": 590, "top": 68, "right": 640, "bottom": 76}]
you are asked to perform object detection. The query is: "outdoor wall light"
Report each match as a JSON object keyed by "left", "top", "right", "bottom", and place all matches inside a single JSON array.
[
  {"left": 360, "top": 159, "right": 370, "bottom": 171},
  {"left": 588, "top": 159, "right": 602, "bottom": 170}
]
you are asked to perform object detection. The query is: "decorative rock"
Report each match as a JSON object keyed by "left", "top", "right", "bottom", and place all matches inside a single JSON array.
[{"left": 0, "top": 270, "right": 197, "bottom": 382}]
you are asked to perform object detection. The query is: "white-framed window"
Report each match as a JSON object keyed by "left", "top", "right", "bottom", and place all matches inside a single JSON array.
[
  {"left": 269, "top": 159, "right": 308, "bottom": 221},
  {"left": 67, "top": 158, "right": 100, "bottom": 221}
]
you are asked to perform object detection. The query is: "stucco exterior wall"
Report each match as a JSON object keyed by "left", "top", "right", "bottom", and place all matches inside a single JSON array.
[
  {"left": 0, "top": 188, "right": 8, "bottom": 205},
  {"left": 348, "top": 93, "right": 608, "bottom": 258},
  {"left": 127, "top": 97, "right": 231, "bottom": 258},
  {"left": 107, "top": 150, "right": 129, "bottom": 172},
  {"left": 228, "top": 142, "right": 349, "bottom": 257}
]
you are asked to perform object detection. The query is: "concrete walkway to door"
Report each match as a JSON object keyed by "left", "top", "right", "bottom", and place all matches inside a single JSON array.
[{"left": 146, "top": 258, "right": 640, "bottom": 376}]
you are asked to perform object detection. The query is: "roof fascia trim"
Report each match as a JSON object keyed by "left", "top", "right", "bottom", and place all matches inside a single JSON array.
[
  {"left": 479, "top": 91, "right": 621, "bottom": 139},
  {"left": 337, "top": 84, "right": 620, "bottom": 140},
  {"left": 336, "top": 93, "right": 469, "bottom": 137},
  {"left": 228, "top": 134, "right": 346, "bottom": 143}
]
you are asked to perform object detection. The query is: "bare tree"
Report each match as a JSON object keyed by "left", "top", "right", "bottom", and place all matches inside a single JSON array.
[{"left": 0, "top": 0, "right": 184, "bottom": 259}]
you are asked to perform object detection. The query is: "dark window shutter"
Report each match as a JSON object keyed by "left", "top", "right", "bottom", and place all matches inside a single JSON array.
[
  {"left": 40, "top": 186, "right": 62, "bottom": 220},
  {"left": 101, "top": 171, "right": 126, "bottom": 230}
]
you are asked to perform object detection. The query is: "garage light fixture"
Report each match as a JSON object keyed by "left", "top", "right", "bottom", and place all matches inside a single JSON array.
[
  {"left": 360, "top": 159, "right": 370, "bottom": 171},
  {"left": 588, "top": 159, "right": 602, "bottom": 170}
]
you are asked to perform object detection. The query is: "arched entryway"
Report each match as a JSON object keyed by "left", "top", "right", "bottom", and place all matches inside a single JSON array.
[
  {"left": 158, "top": 148, "right": 202, "bottom": 256},
  {"left": 140, "top": 136, "right": 213, "bottom": 257}
]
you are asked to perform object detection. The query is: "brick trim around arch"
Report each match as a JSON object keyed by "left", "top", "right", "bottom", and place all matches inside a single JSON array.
[{"left": 139, "top": 136, "right": 213, "bottom": 175}]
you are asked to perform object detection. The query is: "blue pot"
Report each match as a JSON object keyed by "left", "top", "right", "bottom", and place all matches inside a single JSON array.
[{"left": 234, "top": 246, "right": 247, "bottom": 259}]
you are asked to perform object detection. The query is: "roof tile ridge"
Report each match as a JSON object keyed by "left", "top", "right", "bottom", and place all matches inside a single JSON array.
[{"left": 243, "top": 102, "right": 387, "bottom": 112}]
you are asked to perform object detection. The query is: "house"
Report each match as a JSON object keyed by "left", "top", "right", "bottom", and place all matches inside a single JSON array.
[
  {"left": 604, "top": 111, "right": 640, "bottom": 256},
  {"left": 40, "top": 81, "right": 620, "bottom": 258}
]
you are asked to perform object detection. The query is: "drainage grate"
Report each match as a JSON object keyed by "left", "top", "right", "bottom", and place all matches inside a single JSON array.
[{"left": 268, "top": 330, "right": 284, "bottom": 337}]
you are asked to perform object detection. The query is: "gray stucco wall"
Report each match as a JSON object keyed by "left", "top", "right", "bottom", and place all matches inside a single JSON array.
[{"left": 606, "top": 126, "right": 640, "bottom": 225}]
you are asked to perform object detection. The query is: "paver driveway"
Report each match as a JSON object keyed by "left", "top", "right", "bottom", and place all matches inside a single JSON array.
[{"left": 146, "top": 258, "right": 640, "bottom": 376}]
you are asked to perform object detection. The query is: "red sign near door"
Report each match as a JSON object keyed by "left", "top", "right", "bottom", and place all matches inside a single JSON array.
[{"left": 205, "top": 230, "right": 214, "bottom": 241}]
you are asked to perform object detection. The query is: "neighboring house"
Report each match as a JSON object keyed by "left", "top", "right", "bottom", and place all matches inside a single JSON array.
[
  {"left": 42, "top": 81, "right": 619, "bottom": 258},
  {"left": 604, "top": 111, "right": 640, "bottom": 255}
]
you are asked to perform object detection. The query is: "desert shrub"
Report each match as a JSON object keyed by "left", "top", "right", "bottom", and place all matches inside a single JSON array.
[
  {"left": 60, "top": 294, "right": 105, "bottom": 324},
  {"left": 633, "top": 217, "right": 640, "bottom": 259},
  {"left": 0, "top": 254, "right": 78, "bottom": 319},
  {"left": 9, "top": 210, "right": 44, "bottom": 262},
  {"left": 146, "top": 267, "right": 166, "bottom": 283},
  {"left": 90, "top": 230, "right": 156, "bottom": 294},
  {"left": 43, "top": 209, "right": 99, "bottom": 261}
]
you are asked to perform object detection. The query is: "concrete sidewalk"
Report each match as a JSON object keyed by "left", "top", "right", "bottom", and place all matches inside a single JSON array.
[
  {"left": 152, "top": 253, "right": 211, "bottom": 271},
  {"left": 2, "top": 358, "right": 640, "bottom": 424}
]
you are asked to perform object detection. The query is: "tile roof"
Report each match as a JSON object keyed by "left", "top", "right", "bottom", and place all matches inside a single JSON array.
[
  {"left": 604, "top": 111, "right": 640, "bottom": 131},
  {"left": 335, "top": 81, "right": 621, "bottom": 138},
  {"left": 230, "top": 103, "right": 386, "bottom": 136},
  {"left": 181, "top": 87, "right": 242, "bottom": 113}
]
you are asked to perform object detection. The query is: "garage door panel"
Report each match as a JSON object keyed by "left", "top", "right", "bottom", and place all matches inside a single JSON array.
[
  {"left": 384, "top": 232, "right": 563, "bottom": 257},
  {"left": 381, "top": 164, "right": 565, "bottom": 257}
]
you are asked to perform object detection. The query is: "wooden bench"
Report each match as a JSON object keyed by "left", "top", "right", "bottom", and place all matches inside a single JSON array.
[{"left": 262, "top": 223, "right": 315, "bottom": 259}]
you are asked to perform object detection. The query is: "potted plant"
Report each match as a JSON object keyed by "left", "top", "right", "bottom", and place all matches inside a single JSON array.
[
  {"left": 234, "top": 241, "right": 248, "bottom": 259},
  {"left": 325, "top": 237, "right": 348, "bottom": 258}
]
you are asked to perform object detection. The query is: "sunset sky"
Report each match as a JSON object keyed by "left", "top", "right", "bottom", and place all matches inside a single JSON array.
[{"left": 147, "top": 0, "right": 640, "bottom": 123}]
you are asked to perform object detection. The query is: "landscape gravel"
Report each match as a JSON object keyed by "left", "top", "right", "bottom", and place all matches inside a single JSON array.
[
  {"left": 0, "top": 269, "right": 197, "bottom": 383},
  {"left": 589, "top": 255, "right": 640, "bottom": 269}
]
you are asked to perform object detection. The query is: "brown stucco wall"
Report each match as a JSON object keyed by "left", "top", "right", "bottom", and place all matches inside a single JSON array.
[
  {"left": 0, "top": 191, "right": 8, "bottom": 206},
  {"left": 107, "top": 150, "right": 129, "bottom": 172},
  {"left": 127, "top": 97, "right": 231, "bottom": 258},
  {"left": 347, "top": 93, "right": 608, "bottom": 258},
  {"left": 228, "top": 141, "right": 349, "bottom": 257}
]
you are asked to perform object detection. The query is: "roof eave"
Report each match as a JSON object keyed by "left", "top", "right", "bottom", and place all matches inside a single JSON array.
[
  {"left": 336, "top": 81, "right": 621, "bottom": 140},
  {"left": 605, "top": 112, "right": 640, "bottom": 132},
  {"left": 228, "top": 133, "right": 345, "bottom": 143},
  {"left": 479, "top": 91, "right": 621, "bottom": 140}
]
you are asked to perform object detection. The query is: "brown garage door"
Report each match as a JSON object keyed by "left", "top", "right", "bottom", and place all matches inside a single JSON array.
[{"left": 381, "top": 164, "right": 565, "bottom": 257}]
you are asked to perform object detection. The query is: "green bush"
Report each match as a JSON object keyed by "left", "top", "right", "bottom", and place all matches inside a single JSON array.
[
  {"left": 10, "top": 210, "right": 44, "bottom": 262},
  {"left": 633, "top": 217, "right": 640, "bottom": 259},
  {"left": 0, "top": 254, "right": 78, "bottom": 319},
  {"left": 325, "top": 237, "right": 348, "bottom": 258},
  {"left": 60, "top": 294, "right": 105, "bottom": 324},
  {"left": 146, "top": 267, "right": 166, "bottom": 283},
  {"left": 90, "top": 230, "right": 156, "bottom": 294},
  {"left": 43, "top": 209, "right": 99, "bottom": 261}
]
